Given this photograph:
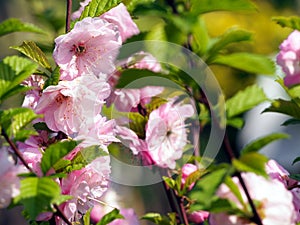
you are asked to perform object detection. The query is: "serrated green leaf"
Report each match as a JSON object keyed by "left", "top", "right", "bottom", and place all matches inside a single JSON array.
[
  {"left": 0, "top": 108, "right": 40, "bottom": 140},
  {"left": 233, "top": 153, "right": 268, "bottom": 177},
  {"left": 96, "top": 208, "right": 124, "bottom": 225},
  {"left": 188, "top": 168, "right": 230, "bottom": 210},
  {"left": 17, "top": 177, "right": 60, "bottom": 219},
  {"left": 208, "top": 28, "right": 252, "bottom": 58},
  {"left": 190, "top": 0, "right": 257, "bottom": 15},
  {"left": 241, "top": 133, "right": 289, "bottom": 155},
  {"left": 41, "top": 140, "right": 78, "bottom": 175},
  {"left": 80, "top": 0, "right": 121, "bottom": 20},
  {"left": 44, "top": 66, "right": 60, "bottom": 89},
  {"left": 182, "top": 170, "right": 202, "bottom": 195},
  {"left": 162, "top": 176, "right": 176, "bottom": 189},
  {"left": 11, "top": 41, "right": 52, "bottom": 71},
  {"left": 211, "top": 53, "right": 275, "bottom": 75},
  {"left": 0, "top": 56, "right": 38, "bottom": 102},
  {"left": 0, "top": 18, "right": 45, "bottom": 37},
  {"left": 226, "top": 84, "right": 267, "bottom": 118},
  {"left": 141, "top": 213, "right": 171, "bottom": 225},
  {"left": 52, "top": 195, "right": 73, "bottom": 207},
  {"left": 263, "top": 98, "right": 300, "bottom": 119},
  {"left": 272, "top": 16, "right": 300, "bottom": 30}
]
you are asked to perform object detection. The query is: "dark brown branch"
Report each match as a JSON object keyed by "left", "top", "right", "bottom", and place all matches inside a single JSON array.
[
  {"left": 54, "top": 204, "right": 73, "bottom": 225},
  {"left": 66, "top": 0, "right": 72, "bottom": 33}
]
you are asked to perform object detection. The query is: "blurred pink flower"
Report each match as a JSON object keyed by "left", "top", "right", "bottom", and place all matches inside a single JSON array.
[
  {"left": 71, "top": 0, "right": 90, "bottom": 20},
  {"left": 22, "top": 75, "right": 44, "bottom": 110},
  {"left": 0, "top": 150, "right": 21, "bottom": 208},
  {"left": 277, "top": 30, "right": 300, "bottom": 87},
  {"left": 100, "top": 3, "right": 139, "bottom": 42},
  {"left": 145, "top": 101, "right": 194, "bottom": 169},
  {"left": 266, "top": 159, "right": 300, "bottom": 222},
  {"left": 53, "top": 17, "right": 121, "bottom": 81},
  {"left": 35, "top": 75, "right": 110, "bottom": 135},
  {"left": 209, "top": 172, "right": 297, "bottom": 225},
  {"left": 188, "top": 210, "right": 209, "bottom": 224},
  {"left": 57, "top": 156, "right": 111, "bottom": 225},
  {"left": 181, "top": 163, "right": 198, "bottom": 190}
]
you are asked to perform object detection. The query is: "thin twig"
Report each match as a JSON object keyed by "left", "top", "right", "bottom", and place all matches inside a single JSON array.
[
  {"left": 223, "top": 134, "right": 263, "bottom": 225},
  {"left": 66, "top": 0, "right": 72, "bottom": 33},
  {"left": 1, "top": 128, "right": 34, "bottom": 173},
  {"left": 54, "top": 204, "right": 73, "bottom": 225}
]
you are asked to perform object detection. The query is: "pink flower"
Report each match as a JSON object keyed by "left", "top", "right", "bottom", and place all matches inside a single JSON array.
[
  {"left": 277, "top": 30, "right": 300, "bottom": 87},
  {"left": 209, "top": 172, "right": 297, "bottom": 225},
  {"left": 181, "top": 163, "right": 198, "bottom": 190},
  {"left": 53, "top": 17, "right": 121, "bottom": 81},
  {"left": 22, "top": 75, "right": 44, "bottom": 110},
  {"left": 0, "top": 150, "right": 21, "bottom": 208},
  {"left": 145, "top": 101, "right": 194, "bottom": 169},
  {"left": 100, "top": 3, "right": 139, "bottom": 42},
  {"left": 57, "top": 156, "right": 111, "bottom": 225},
  {"left": 71, "top": 0, "right": 91, "bottom": 20},
  {"left": 266, "top": 159, "right": 300, "bottom": 222},
  {"left": 188, "top": 211, "right": 209, "bottom": 224},
  {"left": 35, "top": 75, "right": 110, "bottom": 135}
]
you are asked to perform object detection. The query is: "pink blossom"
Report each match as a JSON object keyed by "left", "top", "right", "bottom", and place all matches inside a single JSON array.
[
  {"left": 266, "top": 159, "right": 300, "bottom": 222},
  {"left": 209, "top": 172, "right": 297, "bottom": 225},
  {"left": 100, "top": 3, "right": 139, "bottom": 42},
  {"left": 145, "top": 101, "right": 194, "bottom": 169},
  {"left": 71, "top": 0, "right": 90, "bottom": 20},
  {"left": 22, "top": 75, "right": 44, "bottom": 110},
  {"left": 181, "top": 163, "right": 198, "bottom": 190},
  {"left": 53, "top": 17, "right": 121, "bottom": 81},
  {"left": 35, "top": 75, "right": 110, "bottom": 135},
  {"left": 57, "top": 156, "right": 111, "bottom": 225},
  {"left": 0, "top": 150, "right": 21, "bottom": 208},
  {"left": 277, "top": 30, "right": 300, "bottom": 87},
  {"left": 188, "top": 211, "right": 209, "bottom": 223}
]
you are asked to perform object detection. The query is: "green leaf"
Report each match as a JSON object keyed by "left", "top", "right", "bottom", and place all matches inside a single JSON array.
[
  {"left": 0, "top": 18, "right": 45, "bottom": 37},
  {"left": 0, "top": 108, "right": 40, "bottom": 140},
  {"left": 292, "top": 157, "right": 300, "bottom": 165},
  {"left": 162, "top": 176, "right": 176, "bottom": 189},
  {"left": 188, "top": 168, "right": 230, "bottom": 210},
  {"left": 0, "top": 56, "right": 38, "bottom": 102},
  {"left": 182, "top": 170, "right": 202, "bottom": 193},
  {"left": 40, "top": 140, "right": 78, "bottom": 175},
  {"left": 226, "top": 84, "right": 268, "bottom": 118},
  {"left": 11, "top": 41, "right": 52, "bottom": 71},
  {"left": 282, "top": 118, "right": 300, "bottom": 126},
  {"left": 83, "top": 208, "right": 92, "bottom": 225},
  {"left": 263, "top": 98, "right": 300, "bottom": 119},
  {"left": 141, "top": 213, "right": 172, "bottom": 225},
  {"left": 80, "top": 0, "right": 121, "bottom": 20},
  {"left": 191, "top": 17, "right": 210, "bottom": 56},
  {"left": 190, "top": 0, "right": 257, "bottom": 15},
  {"left": 208, "top": 28, "right": 252, "bottom": 58},
  {"left": 289, "top": 174, "right": 300, "bottom": 181},
  {"left": 96, "top": 208, "right": 124, "bottom": 225},
  {"left": 211, "top": 53, "right": 275, "bottom": 75},
  {"left": 226, "top": 117, "right": 244, "bottom": 129},
  {"left": 17, "top": 177, "right": 61, "bottom": 220},
  {"left": 233, "top": 153, "right": 268, "bottom": 177},
  {"left": 44, "top": 66, "right": 60, "bottom": 88},
  {"left": 272, "top": 16, "right": 300, "bottom": 30},
  {"left": 241, "top": 133, "right": 289, "bottom": 155},
  {"left": 224, "top": 176, "right": 247, "bottom": 210}
]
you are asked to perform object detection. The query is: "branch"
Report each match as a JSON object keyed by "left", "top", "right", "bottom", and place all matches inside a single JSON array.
[
  {"left": 54, "top": 204, "right": 73, "bottom": 225},
  {"left": 66, "top": 0, "right": 72, "bottom": 33}
]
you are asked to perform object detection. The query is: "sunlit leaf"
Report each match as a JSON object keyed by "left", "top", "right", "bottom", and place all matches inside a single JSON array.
[
  {"left": 0, "top": 18, "right": 45, "bottom": 37},
  {"left": 44, "top": 66, "right": 60, "bottom": 88},
  {"left": 272, "top": 16, "right": 300, "bottom": 30},
  {"left": 80, "top": 0, "right": 121, "bottom": 19},
  {"left": 141, "top": 213, "right": 172, "bottom": 225},
  {"left": 96, "top": 208, "right": 124, "bottom": 225},
  {"left": 263, "top": 98, "right": 300, "bottom": 119}
]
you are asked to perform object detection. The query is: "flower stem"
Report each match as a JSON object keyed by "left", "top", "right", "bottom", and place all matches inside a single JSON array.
[
  {"left": 54, "top": 204, "right": 72, "bottom": 225},
  {"left": 223, "top": 134, "right": 263, "bottom": 225},
  {"left": 66, "top": 0, "right": 72, "bottom": 33}
]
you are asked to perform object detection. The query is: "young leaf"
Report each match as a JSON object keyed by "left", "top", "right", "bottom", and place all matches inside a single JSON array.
[
  {"left": 282, "top": 118, "right": 300, "bottom": 126},
  {"left": 207, "top": 28, "right": 252, "bottom": 58},
  {"left": 292, "top": 157, "right": 300, "bottom": 165},
  {"left": 17, "top": 177, "right": 60, "bottom": 220},
  {"left": 289, "top": 174, "right": 300, "bottom": 181},
  {"left": 226, "top": 117, "right": 244, "bottom": 129},
  {"left": 224, "top": 176, "right": 247, "bottom": 210},
  {"left": 11, "top": 41, "right": 52, "bottom": 72},
  {"left": 162, "top": 176, "right": 176, "bottom": 189},
  {"left": 80, "top": 0, "right": 121, "bottom": 20},
  {"left": 96, "top": 208, "right": 124, "bottom": 225},
  {"left": 0, "top": 18, "right": 45, "bottom": 37},
  {"left": 40, "top": 140, "right": 78, "bottom": 175},
  {"left": 0, "top": 108, "right": 40, "bottom": 140},
  {"left": 263, "top": 98, "right": 300, "bottom": 119},
  {"left": 191, "top": 17, "right": 210, "bottom": 56},
  {"left": 232, "top": 153, "right": 268, "bottom": 177},
  {"left": 190, "top": 0, "right": 257, "bottom": 15},
  {"left": 0, "top": 56, "right": 38, "bottom": 102},
  {"left": 83, "top": 208, "right": 92, "bottom": 225},
  {"left": 141, "top": 213, "right": 172, "bottom": 225},
  {"left": 211, "top": 53, "right": 275, "bottom": 75},
  {"left": 188, "top": 168, "right": 230, "bottom": 210},
  {"left": 44, "top": 66, "right": 60, "bottom": 88},
  {"left": 226, "top": 84, "right": 268, "bottom": 118},
  {"left": 241, "top": 133, "right": 289, "bottom": 155},
  {"left": 272, "top": 16, "right": 300, "bottom": 30}
]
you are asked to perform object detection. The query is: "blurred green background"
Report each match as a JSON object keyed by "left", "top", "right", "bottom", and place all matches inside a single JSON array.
[{"left": 0, "top": 0, "right": 299, "bottom": 224}]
